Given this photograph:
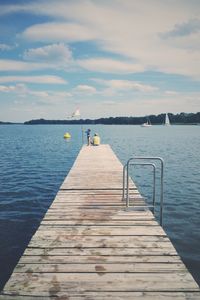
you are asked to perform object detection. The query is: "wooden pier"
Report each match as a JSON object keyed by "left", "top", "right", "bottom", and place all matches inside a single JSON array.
[{"left": 1, "top": 145, "right": 200, "bottom": 299}]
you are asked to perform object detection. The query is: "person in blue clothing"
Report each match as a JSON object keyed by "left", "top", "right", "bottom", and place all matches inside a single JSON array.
[{"left": 85, "top": 128, "right": 91, "bottom": 145}]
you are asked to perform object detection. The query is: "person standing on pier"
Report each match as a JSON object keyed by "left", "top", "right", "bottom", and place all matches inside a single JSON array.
[{"left": 85, "top": 128, "right": 91, "bottom": 146}]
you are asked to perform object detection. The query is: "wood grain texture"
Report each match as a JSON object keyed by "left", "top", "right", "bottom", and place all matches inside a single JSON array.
[{"left": 1, "top": 292, "right": 200, "bottom": 300}]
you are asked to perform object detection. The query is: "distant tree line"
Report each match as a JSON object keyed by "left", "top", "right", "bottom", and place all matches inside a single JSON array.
[
  {"left": 23, "top": 112, "right": 200, "bottom": 125},
  {"left": 0, "top": 121, "right": 16, "bottom": 125}
]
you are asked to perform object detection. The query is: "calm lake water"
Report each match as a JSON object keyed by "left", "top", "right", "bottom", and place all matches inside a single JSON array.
[{"left": 0, "top": 124, "right": 200, "bottom": 289}]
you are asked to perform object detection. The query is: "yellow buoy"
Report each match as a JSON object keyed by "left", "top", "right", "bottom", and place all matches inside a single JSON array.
[{"left": 64, "top": 132, "right": 71, "bottom": 139}]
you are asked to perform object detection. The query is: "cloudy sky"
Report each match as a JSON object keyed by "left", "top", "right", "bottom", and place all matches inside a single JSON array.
[{"left": 0, "top": 0, "right": 200, "bottom": 122}]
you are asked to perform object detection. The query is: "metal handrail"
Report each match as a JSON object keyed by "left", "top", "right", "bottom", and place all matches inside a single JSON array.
[
  {"left": 126, "top": 163, "right": 156, "bottom": 214},
  {"left": 122, "top": 156, "right": 164, "bottom": 226}
]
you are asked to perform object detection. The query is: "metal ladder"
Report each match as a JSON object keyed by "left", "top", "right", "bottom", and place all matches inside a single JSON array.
[{"left": 122, "top": 156, "right": 164, "bottom": 226}]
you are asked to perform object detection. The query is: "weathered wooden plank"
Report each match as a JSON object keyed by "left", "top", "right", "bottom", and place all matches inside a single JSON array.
[
  {"left": 43, "top": 213, "right": 155, "bottom": 220},
  {"left": 28, "top": 236, "right": 176, "bottom": 250},
  {"left": 71, "top": 191, "right": 136, "bottom": 195},
  {"left": 43, "top": 218, "right": 156, "bottom": 224},
  {"left": 3, "top": 273, "right": 199, "bottom": 296},
  {"left": 43, "top": 217, "right": 156, "bottom": 223},
  {"left": 50, "top": 204, "right": 147, "bottom": 210},
  {"left": 50, "top": 198, "right": 143, "bottom": 204},
  {"left": 19, "top": 254, "right": 182, "bottom": 268},
  {"left": 40, "top": 220, "right": 158, "bottom": 226},
  {"left": 33, "top": 225, "right": 164, "bottom": 236},
  {"left": 20, "top": 254, "right": 182, "bottom": 264},
  {"left": 56, "top": 198, "right": 143, "bottom": 203},
  {"left": 55, "top": 190, "right": 138, "bottom": 195},
  {"left": 14, "top": 262, "right": 187, "bottom": 274},
  {"left": 43, "top": 212, "right": 155, "bottom": 222},
  {"left": 54, "top": 193, "right": 139, "bottom": 197},
  {"left": 1, "top": 292, "right": 200, "bottom": 300},
  {"left": 47, "top": 204, "right": 148, "bottom": 211},
  {"left": 43, "top": 215, "right": 156, "bottom": 222},
  {"left": 50, "top": 202, "right": 144, "bottom": 206},
  {"left": 27, "top": 244, "right": 176, "bottom": 255},
  {"left": 56, "top": 189, "right": 138, "bottom": 195},
  {"left": 54, "top": 197, "right": 137, "bottom": 203},
  {"left": 44, "top": 210, "right": 154, "bottom": 216},
  {"left": 61, "top": 180, "right": 127, "bottom": 189}
]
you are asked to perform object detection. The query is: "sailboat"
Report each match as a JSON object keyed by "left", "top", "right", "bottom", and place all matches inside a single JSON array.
[
  {"left": 66, "top": 108, "right": 81, "bottom": 120},
  {"left": 141, "top": 117, "right": 152, "bottom": 127},
  {"left": 71, "top": 108, "right": 80, "bottom": 119},
  {"left": 164, "top": 113, "right": 170, "bottom": 126}
]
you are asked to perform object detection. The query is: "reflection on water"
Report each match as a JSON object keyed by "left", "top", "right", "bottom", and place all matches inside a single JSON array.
[{"left": 0, "top": 124, "right": 199, "bottom": 289}]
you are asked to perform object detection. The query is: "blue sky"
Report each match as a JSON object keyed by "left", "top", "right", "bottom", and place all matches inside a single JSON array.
[{"left": 0, "top": 0, "right": 200, "bottom": 122}]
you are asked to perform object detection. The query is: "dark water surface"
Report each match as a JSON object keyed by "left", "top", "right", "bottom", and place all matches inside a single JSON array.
[{"left": 0, "top": 124, "right": 199, "bottom": 289}]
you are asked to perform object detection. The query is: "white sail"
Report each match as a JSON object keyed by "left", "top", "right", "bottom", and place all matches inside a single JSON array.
[
  {"left": 66, "top": 108, "right": 81, "bottom": 120},
  {"left": 72, "top": 108, "right": 80, "bottom": 118},
  {"left": 141, "top": 117, "right": 152, "bottom": 127},
  {"left": 165, "top": 113, "right": 170, "bottom": 126}
]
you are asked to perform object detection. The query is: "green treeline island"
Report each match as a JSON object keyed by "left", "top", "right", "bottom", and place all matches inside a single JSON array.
[
  {"left": 23, "top": 112, "right": 200, "bottom": 125},
  {"left": 0, "top": 112, "right": 200, "bottom": 125}
]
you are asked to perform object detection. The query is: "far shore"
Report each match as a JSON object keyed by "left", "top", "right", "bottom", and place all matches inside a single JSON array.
[{"left": 1, "top": 112, "right": 200, "bottom": 126}]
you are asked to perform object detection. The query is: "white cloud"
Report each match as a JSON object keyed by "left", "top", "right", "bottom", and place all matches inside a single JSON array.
[
  {"left": 0, "top": 57, "right": 74, "bottom": 72},
  {"left": 142, "top": 92, "right": 200, "bottom": 113},
  {"left": 102, "top": 100, "right": 115, "bottom": 105},
  {"left": 52, "top": 91, "right": 72, "bottom": 97},
  {"left": 108, "top": 80, "right": 158, "bottom": 92},
  {"left": 0, "top": 82, "right": 72, "bottom": 103},
  {"left": 0, "top": 75, "right": 67, "bottom": 84},
  {"left": 78, "top": 58, "right": 144, "bottom": 73},
  {"left": 0, "top": 85, "right": 15, "bottom": 92},
  {"left": 23, "top": 43, "right": 72, "bottom": 64},
  {"left": 93, "top": 79, "right": 158, "bottom": 94},
  {"left": 74, "top": 84, "right": 97, "bottom": 95},
  {"left": 0, "top": 59, "right": 49, "bottom": 71},
  {"left": 165, "top": 90, "right": 179, "bottom": 96},
  {"left": 0, "top": 43, "right": 17, "bottom": 51},
  {"left": 11, "top": 0, "right": 200, "bottom": 78},
  {"left": 0, "top": 3, "right": 28, "bottom": 15},
  {"left": 0, "top": 44, "right": 73, "bottom": 72},
  {"left": 0, "top": 83, "right": 27, "bottom": 94},
  {"left": 161, "top": 18, "right": 200, "bottom": 38},
  {"left": 21, "top": 22, "right": 95, "bottom": 43},
  {"left": 97, "top": 91, "right": 200, "bottom": 117},
  {"left": 29, "top": 91, "right": 49, "bottom": 98}
]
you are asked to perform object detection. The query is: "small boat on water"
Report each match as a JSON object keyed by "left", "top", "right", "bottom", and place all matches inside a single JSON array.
[
  {"left": 164, "top": 113, "right": 171, "bottom": 126},
  {"left": 66, "top": 108, "right": 81, "bottom": 120},
  {"left": 141, "top": 118, "right": 152, "bottom": 127},
  {"left": 71, "top": 108, "right": 80, "bottom": 118}
]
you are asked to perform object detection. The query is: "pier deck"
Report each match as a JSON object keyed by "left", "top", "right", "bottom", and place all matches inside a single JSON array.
[{"left": 1, "top": 145, "right": 200, "bottom": 299}]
